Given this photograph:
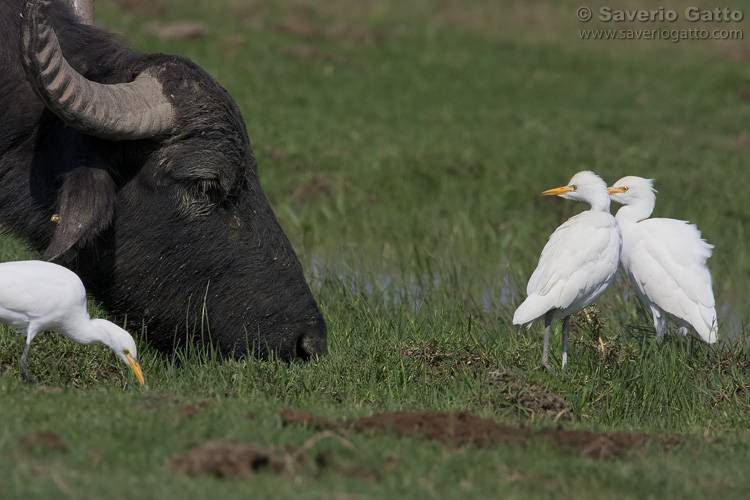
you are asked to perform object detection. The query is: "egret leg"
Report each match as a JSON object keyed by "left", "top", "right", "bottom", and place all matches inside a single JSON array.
[
  {"left": 19, "top": 340, "right": 33, "bottom": 384},
  {"left": 652, "top": 308, "right": 666, "bottom": 343},
  {"left": 561, "top": 316, "right": 570, "bottom": 372},
  {"left": 540, "top": 311, "right": 554, "bottom": 372}
]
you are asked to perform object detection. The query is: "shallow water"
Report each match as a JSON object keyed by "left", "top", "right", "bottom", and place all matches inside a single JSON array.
[{"left": 307, "top": 256, "right": 748, "bottom": 343}]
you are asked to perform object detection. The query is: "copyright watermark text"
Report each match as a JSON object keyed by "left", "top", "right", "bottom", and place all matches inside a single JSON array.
[
  {"left": 577, "top": 6, "right": 744, "bottom": 23},
  {"left": 577, "top": 6, "right": 745, "bottom": 42},
  {"left": 579, "top": 27, "right": 743, "bottom": 42}
]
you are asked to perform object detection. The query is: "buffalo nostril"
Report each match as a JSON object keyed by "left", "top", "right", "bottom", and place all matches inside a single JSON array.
[
  {"left": 295, "top": 335, "right": 310, "bottom": 361},
  {"left": 295, "top": 330, "right": 328, "bottom": 361}
]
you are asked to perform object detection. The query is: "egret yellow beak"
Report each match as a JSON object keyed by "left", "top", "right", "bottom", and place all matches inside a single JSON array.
[
  {"left": 541, "top": 186, "right": 575, "bottom": 196},
  {"left": 124, "top": 352, "right": 145, "bottom": 386},
  {"left": 607, "top": 186, "right": 627, "bottom": 194}
]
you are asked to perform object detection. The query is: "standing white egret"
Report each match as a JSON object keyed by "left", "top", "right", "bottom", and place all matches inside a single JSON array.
[
  {"left": 608, "top": 176, "right": 717, "bottom": 343},
  {"left": 0, "top": 260, "right": 145, "bottom": 385},
  {"left": 513, "top": 171, "right": 622, "bottom": 371}
]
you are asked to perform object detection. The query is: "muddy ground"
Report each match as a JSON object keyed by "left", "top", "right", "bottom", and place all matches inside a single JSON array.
[
  {"left": 167, "top": 407, "right": 677, "bottom": 482},
  {"left": 280, "top": 409, "right": 650, "bottom": 460}
]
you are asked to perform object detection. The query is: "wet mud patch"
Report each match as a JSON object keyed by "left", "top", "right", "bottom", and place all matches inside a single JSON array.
[{"left": 282, "top": 409, "right": 656, "bottom": 460}]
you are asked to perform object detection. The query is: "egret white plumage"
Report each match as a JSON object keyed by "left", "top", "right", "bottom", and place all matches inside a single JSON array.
[
  {"left": 608, "top": 176, "right": 718, "bottom": 343},
  {"left": 0, "top": 260, "right": 145, "bottom": 385},
  {"left": 513, "top": 171, "right": 622, "bottom": 371}
]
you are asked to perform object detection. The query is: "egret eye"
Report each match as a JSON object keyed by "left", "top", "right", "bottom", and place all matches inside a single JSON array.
[
  {"left": 123, "top": 349, "right": 130, "bottom": 355},
  {"left": 570, "top": 185, "right": 577, "bottom": 191},
  {"left": 623, "top": 187, "right": 629, "bottom": 192}
]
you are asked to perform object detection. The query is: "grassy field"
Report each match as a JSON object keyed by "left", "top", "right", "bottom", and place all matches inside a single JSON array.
[{"left": 2, "top": 0, "right": 750, "bottom": 498}]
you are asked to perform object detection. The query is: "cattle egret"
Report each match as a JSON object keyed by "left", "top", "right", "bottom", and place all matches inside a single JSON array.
[
  {"left": 608, "top": 176, "right": 718, "bottom": 343},
  {"left": 0, "top": 260, "right": 145, "bottom": 385},
  {"left": 513, "top": 171, "right": 622, "bottom": 371}
]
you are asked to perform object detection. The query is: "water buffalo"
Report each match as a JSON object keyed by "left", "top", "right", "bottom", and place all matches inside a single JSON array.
[{"left": 0, "top": 0, "right": 328, "bottom": 361}]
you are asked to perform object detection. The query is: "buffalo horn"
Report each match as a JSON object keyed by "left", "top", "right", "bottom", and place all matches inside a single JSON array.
[{"left": 21, "top": 0, "right": 175, "bottom": 140}]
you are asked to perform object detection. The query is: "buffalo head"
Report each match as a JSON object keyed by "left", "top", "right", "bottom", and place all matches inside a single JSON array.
[{"left": 5, "top": 0, "right": 327, "bottom": 360}]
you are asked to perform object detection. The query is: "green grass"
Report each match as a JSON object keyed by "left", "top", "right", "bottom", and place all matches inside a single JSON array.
[{"left": 2, "top": 0, "right": 750, "bottom": 498}]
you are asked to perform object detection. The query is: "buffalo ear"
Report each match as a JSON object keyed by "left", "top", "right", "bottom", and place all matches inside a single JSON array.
[{"left": 43, "top": 166, "right": 116, "bottom": 263}]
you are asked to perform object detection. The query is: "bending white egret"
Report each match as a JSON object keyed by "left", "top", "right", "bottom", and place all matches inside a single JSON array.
[
  {"left": 513, "top": 171, "right": 622, "bottom": 371},
  {"left": 0, "top": 260, "right": 145, "bottom": 385},
  {"left": 608, "top": 176, "right": 717, "bottom": 343}
]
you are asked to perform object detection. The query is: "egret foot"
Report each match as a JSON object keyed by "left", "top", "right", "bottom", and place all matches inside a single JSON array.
[{"left": 533, "top": 363, "right": 556, "bottom": 374}]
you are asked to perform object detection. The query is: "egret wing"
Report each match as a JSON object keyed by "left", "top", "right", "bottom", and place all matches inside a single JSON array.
[
  {"left": 0, "top": 261, "right": 87, "bottom": 321},
  {"left": 522, "top": 211, "right": 620, "bottom": 316},
  {"left": 625, "top": 219, "right": 717, "bottom": 341},
  {"left": 638, "top": 219, "right": 714, "bottom": 308}
]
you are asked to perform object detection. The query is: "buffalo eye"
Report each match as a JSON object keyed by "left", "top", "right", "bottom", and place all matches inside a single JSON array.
[
  {"left": 189, "top": 178, "right": 224, "bottom": 204},
  {"left": 179, "top": 177, "right": 226, "bottom": 216}
]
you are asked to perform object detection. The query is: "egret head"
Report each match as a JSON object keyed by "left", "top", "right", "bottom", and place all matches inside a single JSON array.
[
  {"left": 93, "top": 319, "right": 145, "bottom": 386},
  {"left": 541, "top": 171, "right": 610, "bottom": 211},
  {"left": 607, "top": 176, "right": 657, "bottom": 205}
]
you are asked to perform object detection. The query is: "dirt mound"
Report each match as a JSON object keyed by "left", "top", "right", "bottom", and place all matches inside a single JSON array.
[
  {"left": 281, "top": 409, "right": 647, "bottom": 460},
  {"left": 489, "top": 370, "right": 572, "bottom": 419},
  {"left": 535, "top": 428, "right": 645, "bottom": 460},
  {"left": 506, "top": 381, "right": 572, "bottom": 419},
  {"left": 169, "top": 441, "right": 284, "bottom": 479},
  {"left": 16, "top": 431, "right": 68, "bottom": 454},
  {"left": 169, "top": 435, "right": 379, "bottom": 482},
  {"left": 283, "top": 409, "right": 527, "bottom": 448}
]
